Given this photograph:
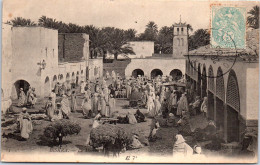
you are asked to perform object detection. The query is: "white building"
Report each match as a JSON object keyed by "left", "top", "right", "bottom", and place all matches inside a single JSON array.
[
  {"left": 127, "top": 41, "right": 154, "bottom": 58},
  {"left": 185, "top": 28, "right": 259, "bottom": 142},
  {"left": 124, "top": 22, "right": 187, "bottom": 79},
  {"left": 1, "top": 25, "right": 103, "bottom": 114},
  {"left": 1, "top": 24, "right": 13, "bottom": 113},
  {"left": 10, "top": 26, "right": 58, "bottom": 99}
]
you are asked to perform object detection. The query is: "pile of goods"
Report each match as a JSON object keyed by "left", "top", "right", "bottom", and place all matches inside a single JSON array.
[
  {"left": 90, "top": 124, "right": 133, "bottom": 156},
  {"left": 177, "top": 117, "right": 192, "bottom": 136},
  {"left": 30, "top": 114, "right": 47, "bottom": 120},
  {"left": 154, "top": 116, "right": 167, "bottom": 127},
  {"left": 1, "top": 118, "right": 17, "bottom": 127},
  {"left": 192, "top": 121, "right": 217, "bottom": 141},
  {"left": 134, "top": 109, "right": 145, "bottom": 123},
  {"left": 43, "top": 119, "right": 81, "bottom": 145}
]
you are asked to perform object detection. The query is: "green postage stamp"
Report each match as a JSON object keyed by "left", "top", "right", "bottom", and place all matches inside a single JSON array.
[{"left": 211, "top": 6, "right": 246, "bottom": 49}]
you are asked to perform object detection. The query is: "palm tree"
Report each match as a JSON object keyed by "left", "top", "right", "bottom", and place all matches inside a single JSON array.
[
  {"left": 83, "top": 26, "right": 108, "bottom": 59},
  {"left": 102, "top": 27, "right": 135, "bottom": 60},
  {"left": 247, "top": 6, "right": 259, "bottom": 29},
  {"left": 146, "top": 21, "right": 158, "bottom": 33},
  {"left": 138, "top": 21, "right": 158, "bottom": 41},
  {"left": 10, "top": 17, "right": 36, "bottom": 26},
  {"left": 66, "top": 23, "right": 83, "bottom": 33},
  {"left": 156, "top": 26, "right": 173, "bottom": 53},
  {"left": 124, "top": 28, "right": 137, "bottom": 41},
  {"left": 38, "top": 16, "right": 67, "bottom": 32},
  {"left": 90, "top": 47, "right": 104, "bottom": 59},
  {"left": 188, "top": 29, "right": 210, "bottom": 50}
]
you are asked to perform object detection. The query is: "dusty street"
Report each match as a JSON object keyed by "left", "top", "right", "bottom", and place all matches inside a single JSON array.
[{"left": 2, "top": 86, "right": 223, "bottom": 158}]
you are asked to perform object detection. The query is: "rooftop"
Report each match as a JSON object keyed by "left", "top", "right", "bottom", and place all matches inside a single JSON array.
[
  {"left": 10, "top": 24, "right": 58, "bottom": 31},
  {"left": 187, "top": 28, "right": 259, "bottom": 62}
]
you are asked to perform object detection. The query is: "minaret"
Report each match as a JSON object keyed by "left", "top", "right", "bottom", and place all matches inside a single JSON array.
[{"left": 172, "top": 16, "right": 188, "bottom": 58}]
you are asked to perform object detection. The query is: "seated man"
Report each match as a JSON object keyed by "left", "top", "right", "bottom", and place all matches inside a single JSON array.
[
  {"left": 134, "top": 109, "right": 145, "bottom": 123},
  {"left": 51, "top": 103, "right": 63, "bottom": 121}
]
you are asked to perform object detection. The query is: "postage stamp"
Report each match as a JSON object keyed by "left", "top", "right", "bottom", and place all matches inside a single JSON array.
[{"left": 211, "top": 6, "right": 246, "bottom": 49}]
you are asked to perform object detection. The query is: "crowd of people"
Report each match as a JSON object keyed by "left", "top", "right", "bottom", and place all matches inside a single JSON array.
[
  {"left": 44, "top": 77, "right": 118, "bottom": 122},
  {"left": 14, "top": 70, "right": 211, "bottom": 157}
]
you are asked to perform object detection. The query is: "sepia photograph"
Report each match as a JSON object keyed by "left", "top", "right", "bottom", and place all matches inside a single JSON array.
[{"left": 1, "top": 0, "right": 259, "bottom": 163}]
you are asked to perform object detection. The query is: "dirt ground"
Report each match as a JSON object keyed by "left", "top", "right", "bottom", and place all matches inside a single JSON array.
[{"left": 1, "top": 85, "right": 223, "bottom": 158}]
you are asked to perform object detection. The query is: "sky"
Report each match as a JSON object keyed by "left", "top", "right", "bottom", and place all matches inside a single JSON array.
[{"left": 2, "top": 0, "right": 259, "bottom": 34}]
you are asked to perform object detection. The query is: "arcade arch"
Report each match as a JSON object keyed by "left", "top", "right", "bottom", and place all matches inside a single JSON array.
[
  {"left": 132, "top": 69, "right": 144, "bottom": 78},
  {"left": 151, "top": 69, "right": 163, "bottom": 79}
]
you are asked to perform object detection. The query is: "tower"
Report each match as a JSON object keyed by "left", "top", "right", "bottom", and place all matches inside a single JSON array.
[{"left": 172, "top": 17, "right": 188, "bottom": 58}]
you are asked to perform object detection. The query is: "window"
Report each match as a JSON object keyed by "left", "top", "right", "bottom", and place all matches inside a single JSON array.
[
  {"left": 177, "top": 38, "right": 180, "bottom": 46},
  {"left": 177, "top": 28, "right": 179, "bottom": 35},
  {"left": 181, "top": 28, "right": 184, "bottom": 34}
]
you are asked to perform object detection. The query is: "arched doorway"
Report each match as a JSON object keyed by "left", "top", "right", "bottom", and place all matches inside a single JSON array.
[
  {"left": 170, "top": 69, "right": 183, "bottom": 81},
  {"left": 44, "top": 77, "right": 50, "bottom": 97},
  {"left": 208, "top": 66, "right": 215, "bottom": 121},
  {"left": 151, "top": 69, "right": 163, "bottom": 79},
  {"left": 132, "top": 69, "right": 144, "bottom": 78},
  {"left": 216, "top": 67, "right": 225, "bottom": 136},
  {"left": 52, "top": 75, "right": 57, "bottom": 89},
  {"left": 12, "top": 80, "right": 30, "bottom": 99},
  {"left": 226, "top": 70, "right": 240, "bottom": 142},
  {"left": 86, "top": 67, "right": 89, "bottom": 80},
  {"left": 197, "top": 64, "right": 201, "bottom": 97},
  {"left": 81, "top": 70, "right": 84, "bottom": 81},
  {"left": 66, "top": 73, "right": 70, "bottom": 83},
  {"left": 201, "top": 65, "right": 207, "bottom": 98},
  {"left": 72, "top": 72, "right": 75, "bottom": 83},
  {"left": 76, "top": 71, "right": 80, "bottom": 85},
  {"left": 59, "top": 74, "right": 64, "bottom": 83}
]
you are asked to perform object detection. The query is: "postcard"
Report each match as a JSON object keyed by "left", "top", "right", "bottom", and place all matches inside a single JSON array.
[{"left": 1, "top": 0, "right": 259, "bottom": 163}]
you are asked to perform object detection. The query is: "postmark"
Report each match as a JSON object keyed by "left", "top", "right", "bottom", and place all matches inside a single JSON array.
[
  {"left": 187, "top": 28, "right": 239, "bottom": 78},
  {"left": 187, "top": 6, "right": 246, "bottom": 78}
]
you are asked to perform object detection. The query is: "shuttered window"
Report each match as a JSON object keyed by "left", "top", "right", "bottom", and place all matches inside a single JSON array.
[{"left": 226, "top": 70, "right": 240, "bottom": 111}]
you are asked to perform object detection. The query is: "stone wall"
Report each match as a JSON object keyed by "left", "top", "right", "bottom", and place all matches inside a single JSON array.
[
  {"left": 88, "top": 58, "right": 103, "bottom": 81},
  {"left": 103, "top": 60, "right": 131, "bottom": 78},
  {"left": 128, "top": 41, "right": 154, "bottom": 58},
  {"left": 11, "top": 27, "right": 58, "bottom": 98},
  {"left": 58, "top": 33, "right": 89, "bottom": 62},
  {"left": 1, "top": 24, "right": 13, "bottom": 113}
]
